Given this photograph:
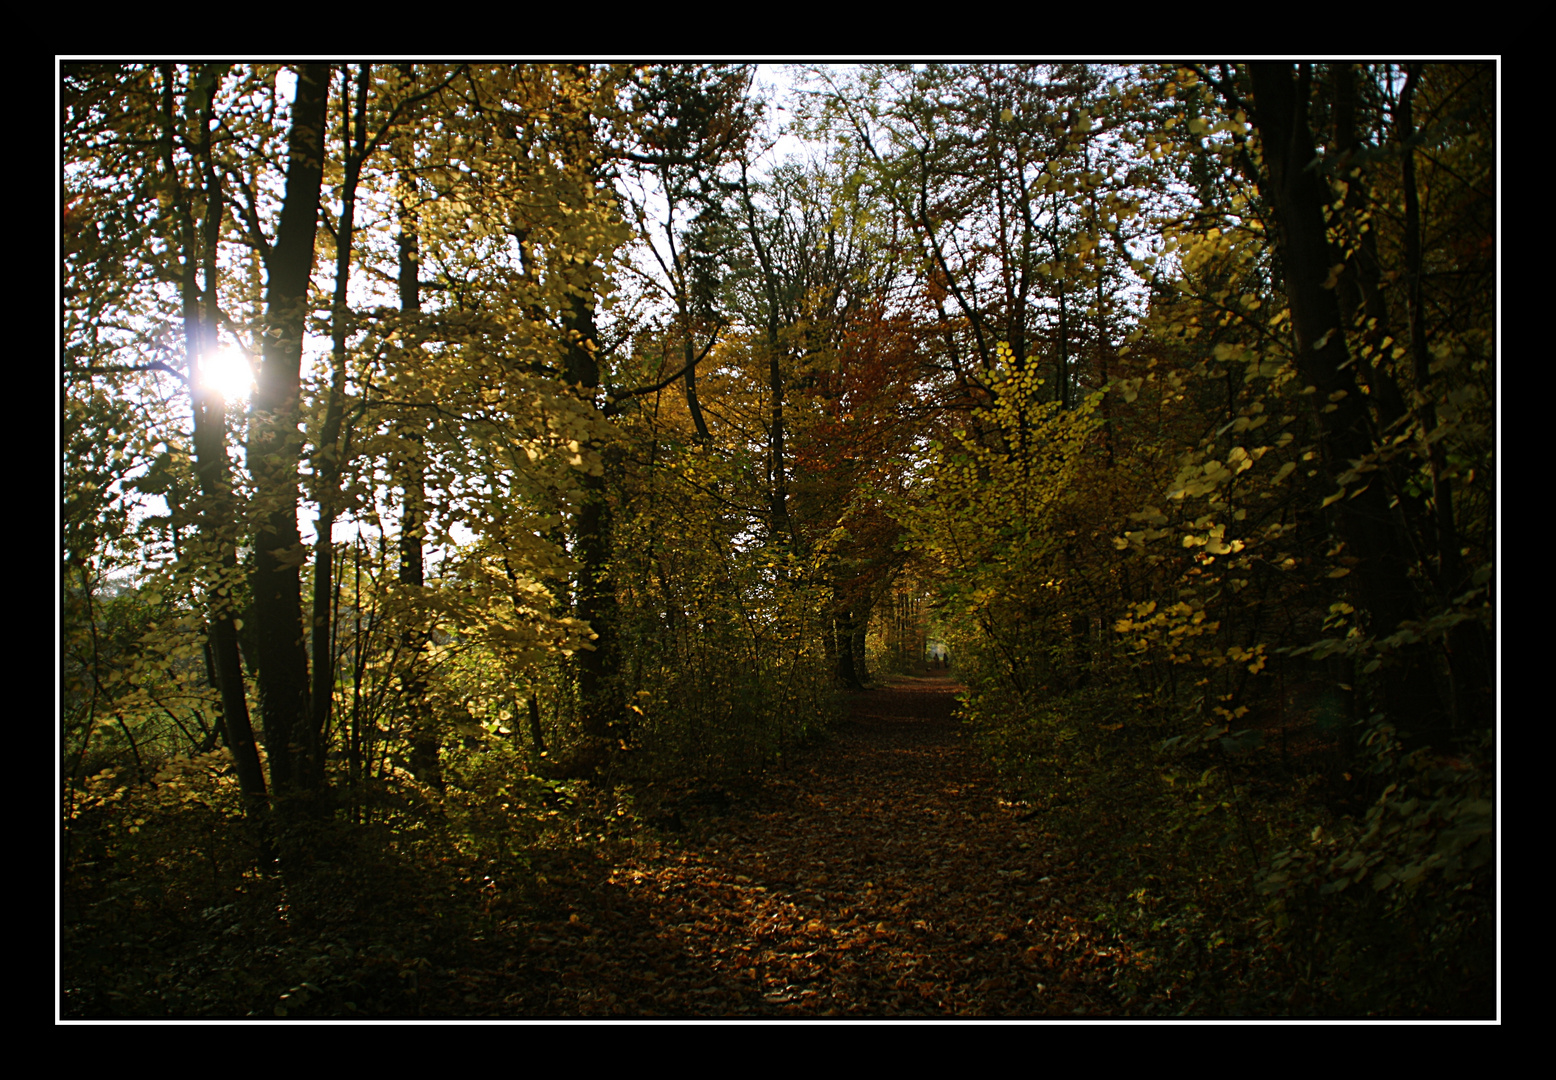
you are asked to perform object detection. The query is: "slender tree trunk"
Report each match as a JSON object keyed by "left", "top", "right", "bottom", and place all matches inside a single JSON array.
[
  {"left": 1247, "top": 63, "right": 1444, "bottom": 731},
  {"left": 852, "top": 617, "right": 870, "bottom": 685},
  {"left": 348, "top": 535, "right": 365, "bottom": 819},
  {"left": 527, "top": 693, "right": 547, "bottom": 756},
  {"left": 1056, "top": 277, "right": 1072, "bottom": 410},
  {"left": 566, "top": 290, "right": 621, "bottom": 776},
  {"left": 1396, "top": 66, "right": 1492, "bottom": 730},
  {"left": 769, "top": 343, "right": 792, "bottom": 544},
  {"left": 1070, "top": 611, "right": 1092, "bottom": 690},
  {"left": 835, "top": 614, "right": 861, "bottom": 690},
  {"left": 822, "top": 610, "right": 839, "bottom": 682},
  {"left": 1087, "top": 186, "right": 1116, "bottom": 464},
  {"left": 738, "top": 160, "right": 794, "bottom": 549},
  {"left": 396, "top": 164, "right": 442, "bottom": 790},
  {"left": 309, "top": 64, "right": 372, "bottom": 791},
  {"left": 682, "top": 331, "right": 713, "bottom": 445},
  {"left": 663, "top": 222, "right": 714, "bottom": 446},
  {"left": 249, "top": 63, "right": 329, "bottom": 793},
  {"left": 833, "top": 596, "right": 864, "bottom": 691},
  {"left": 1330, "top": 63, "right": 1408, "bottom": 431},
  {"left": 158, "top": 64, "right": 268, "bottom": 808}
]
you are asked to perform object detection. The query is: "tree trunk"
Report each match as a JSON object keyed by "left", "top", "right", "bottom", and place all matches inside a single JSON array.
[
  {"left": 158, "top": 63, "right": 268, "bottom": 809},
  {"left": 527, "top": 693, "right": 547, "bottom": 756},
  {"left": 1070, "top": 611, "right": 1092, "bottom": 690},
  {"left": 851, "top": 618, "right": 870, "bottom": 685},
  {"left": 833, "top": 602, "right": 864, "bottom": 690},
  {"left": 1396, "top": 66, "right": 1493, "bottom": 731},
  {"left": 682, "top": 331, "right": 713, "bottom": 444},
  {"left": 769, "top": 341, "right": 792, "bottom": 544},
  {"left": 1329, "top": 63, "right": 1408, "bottom": 431},
  {"left": 738, "top": 160, "right": 794, "bottom": 549},
  {"left": 396, "top": 173, "right": 442, "bottom": 791},
  {"left": 248, "top": 63, "right": 329, "bottom": 793},
  {"left": 566, "top": 291, "right": 621, "bottom": 777},
  {"left": 1247, "top": 63, "right": 1444, "bottom": 732},
  {"left": 309, "top": 64, "right": 372, "bottom": 791}
]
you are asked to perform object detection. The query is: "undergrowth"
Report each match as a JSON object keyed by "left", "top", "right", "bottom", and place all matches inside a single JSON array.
[
  {"left": 62, "top": 748, "right": 632, "bottom": 1018},
  {"left": 961, "top": 674, "right": 1495, "bottom": 1017}
]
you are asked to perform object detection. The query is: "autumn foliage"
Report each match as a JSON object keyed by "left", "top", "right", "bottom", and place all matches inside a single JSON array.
[{"left": 62, "top": 62, "right": 1494, "bottom": 1017}]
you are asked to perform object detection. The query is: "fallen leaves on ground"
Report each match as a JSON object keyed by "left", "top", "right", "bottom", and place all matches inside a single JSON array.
[{"left": 437, "top": 675, "right": 1150, "bottom": 1017}]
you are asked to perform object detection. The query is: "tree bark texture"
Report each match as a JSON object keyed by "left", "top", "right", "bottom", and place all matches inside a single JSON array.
[{"left": 248, "top": 63, "right": 329, "bottom": 792}]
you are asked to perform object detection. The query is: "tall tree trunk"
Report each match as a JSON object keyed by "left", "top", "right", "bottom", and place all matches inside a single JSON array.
[
  {"left": 1329, "top": 63, "right": 1408, "bottom": 431},
  {"left": 566, "top": 290, "right": 621, "bottom": 776},
  {"left": 1247, "top": 63, "right": 1444, "bottom": 732},
  {"left": 769, "top": 341, "right": 792, "bottom": 543},
  {"left": 249, "top": 63, "right": 329, "bottom": 793},
  {"left": 1087, "top": 186, "right": 1116, "bottom": 464},
  {"left": 1055, "top": 270, "right": 1072, "bottom": 409},
  {"left": 1396, "top": 66, "right": 1493, "bottom": 730},
  {"left": 851, "top": 616, "right": 870, "bottom": 685},
  {"left": 822, "top": 610, "right": 839, "bottom": 682},
  {"left": 738, "top": 160, "right": 794, "bottom": 548},
  {"left": 1070, "top": 611, "right": 1092, "bottom": 690},
  {"left": 309, "top": 64, "right": 372, "bottom": 791},
  {"left": 527, "top": 693, "right": 547, "bottom": 756},
  {"left": 663, "top": 222, "right": 714, "bottom": 446},
  {"left": 395, "top": 157, "right": 442, "bottom": 790},
  {"left": 158, "top": 64, "right": 268, "bottom": 809},
  {"left": 833, "top": 599, "right": 864, "bottom": 691}
]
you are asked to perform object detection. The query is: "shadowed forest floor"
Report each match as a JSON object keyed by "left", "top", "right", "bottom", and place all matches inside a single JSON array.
[{"left": 443, "top": 674, "right": 1138, "bottom": 1017}]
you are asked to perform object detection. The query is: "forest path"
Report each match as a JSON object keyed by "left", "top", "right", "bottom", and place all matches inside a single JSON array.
[{"left": 477, "top": 675, "right": 1123, "bottom": 1017}]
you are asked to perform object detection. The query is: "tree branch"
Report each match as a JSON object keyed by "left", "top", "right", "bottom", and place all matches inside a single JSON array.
[
  {"left": 68, "top": 361, "right": 188, "bottom": 384},
  {"left": 606, "top": 323, "right": 724, "bottom": 410}
]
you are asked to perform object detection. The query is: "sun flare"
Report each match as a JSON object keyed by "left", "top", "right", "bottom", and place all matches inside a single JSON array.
[{"left": 199, "top": 347, "right": 254, "bottom": 401}]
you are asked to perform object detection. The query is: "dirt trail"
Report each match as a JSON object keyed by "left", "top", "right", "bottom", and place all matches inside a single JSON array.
[{"left": 473, "top": 675, "right": 1121, "bottom": 1016}]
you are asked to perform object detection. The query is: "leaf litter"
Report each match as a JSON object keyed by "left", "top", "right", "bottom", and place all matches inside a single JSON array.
[{"left": 446, "top": 675, "right": 1144, "bottom": 1017}]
